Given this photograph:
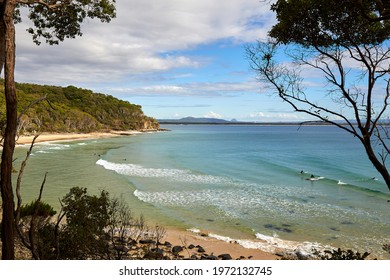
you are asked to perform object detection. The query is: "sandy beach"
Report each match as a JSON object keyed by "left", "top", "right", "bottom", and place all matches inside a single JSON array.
[
  {"left": 15, "top": 130, "right": 143, "bottom": 146},
  {"left": 164, "top": 228, "right": 278, "bottom": 260}
]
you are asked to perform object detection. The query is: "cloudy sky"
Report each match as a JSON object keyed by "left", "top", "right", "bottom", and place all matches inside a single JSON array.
[{"left": 11, "top": 1, "right": 328, "bottom": 121}]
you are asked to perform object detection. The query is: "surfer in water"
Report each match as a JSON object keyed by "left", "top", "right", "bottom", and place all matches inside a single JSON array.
[{"left": 306, "top": 174, "right": 320, "bottom": 181}]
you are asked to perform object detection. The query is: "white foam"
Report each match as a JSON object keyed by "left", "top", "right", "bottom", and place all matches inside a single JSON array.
[
  {"left": 205, "top": 231, "right": 333, "bottom": 258},
  {"left": 97, "top": 159, "right": 234, "bottom": 185},
  {"left": 183, "top": 229, "right": 335, "bottom": 258},
  {"left": 133, "top": 185, "right": 353, "bottom": 222},
  {"left": 32, "top": 143, "right": 71, "bottom": 154},
  {"left": 187, "top": 228, "right": 201, "bottom": 234}
]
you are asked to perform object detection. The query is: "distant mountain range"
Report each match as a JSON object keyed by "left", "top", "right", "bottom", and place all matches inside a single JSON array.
[
  {"left": 158, "top": 117, "right": 296, "bottom": 125},
  {"left": 158, "top": 117, "right": 239, "bottom": 124},
  {"left": 158, "top": 117, "right": 356, "bottom": 126}
]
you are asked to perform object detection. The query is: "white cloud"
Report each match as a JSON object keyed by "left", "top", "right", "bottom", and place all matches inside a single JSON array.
[
  {"left": 14, "top": 0, "right": 275, "bottom": 85},
  {"left": 204, "top": 111, "right": 223, "bottom": 119},
  {"left": 248, "top": 111, "right": 309, "bottom": 121},
  {"left": 108, "top": 80, "right": 261, "bottom": 97}
]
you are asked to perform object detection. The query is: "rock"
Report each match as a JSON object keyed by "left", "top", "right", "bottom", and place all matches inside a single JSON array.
[
  {"left": 152, "top": 248, "right": 164, "bottom": 255},
  {"left": 139, "top": 239, "right": 156, "bottom": 245},
  {"left": 275, "top": 251, "right": 285, "bottom": 257},
  {"left": 197, "top": 246, "right": 206, "bottom": 253},
  {"left": 114, "top": 245, "right": 129, "bottom": 253},
  {"left": 218, "top": 254, "right": 232, "bottom": 260},
  {"left": 295, "top": 249, "right": 309, "bottom": 260},
  {"left": 188, "top": 244, "right": 196, "bottom": 249},
  {"left": 128, "top": 239, "right": 137, "bottom": 246},
  {"left": 143, "top": 250, "right": 164, "bottom": 260},
  {"left": 202, "top": 254, "right": 218, "bottom": 260},
  {"left": 172, "top": 246, "right": 183, "bottom": 254}
]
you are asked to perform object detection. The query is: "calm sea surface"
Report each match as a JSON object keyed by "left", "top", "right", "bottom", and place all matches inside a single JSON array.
[{"left": 14, "top": 125, "right": 390, "bottom": 258}]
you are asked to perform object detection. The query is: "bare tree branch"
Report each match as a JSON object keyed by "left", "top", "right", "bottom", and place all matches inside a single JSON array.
[
  {"left": 247, "top": 39, "right": 390, "bottom": 190},
  {"left": 17, "top": 0, "right": 71, "bottom": 10}
]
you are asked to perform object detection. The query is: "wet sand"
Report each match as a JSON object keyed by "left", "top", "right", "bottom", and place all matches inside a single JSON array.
[{"left": 164, "top": 228, "right": 278, "bottom": 260}]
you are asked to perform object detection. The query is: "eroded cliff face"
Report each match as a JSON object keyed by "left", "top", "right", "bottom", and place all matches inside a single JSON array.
[{"left": 140, "top": 118, "right": 160, "bottom": 131}]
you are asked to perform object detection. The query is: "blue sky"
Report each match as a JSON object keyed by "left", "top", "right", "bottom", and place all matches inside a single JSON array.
[{"left": 10, "top": 0, "right": 377, "bottom": 122}]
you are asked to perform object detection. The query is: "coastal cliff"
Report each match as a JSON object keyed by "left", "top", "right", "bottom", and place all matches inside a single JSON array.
[{"left": 0, "top": 80, "right": 159, "bottom": 133}]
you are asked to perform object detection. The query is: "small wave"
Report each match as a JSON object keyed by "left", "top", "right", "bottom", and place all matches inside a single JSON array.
[
  {"left": 37, "top": 143, "right": 70, "bottom": 150},
  {"left": 188, "top": 228, "right": 334, "bottom": 258},
  {"left": 253, "top": 233, "right": 333, "bottom": 257},
  {"left": 133, "top": 186, "right": 364, "bottom": 221},
  {"left": 96, "top": 159, "right": 235, "bottom": 186},
  {"left": 32, "top": 143, "right": 71, "bottom": 155},
  {"left": 35, "top": 150, "right": 50, "bottom": 154},
  {"left": 97, "top": 159, "right": 191, "bottom": 179}
]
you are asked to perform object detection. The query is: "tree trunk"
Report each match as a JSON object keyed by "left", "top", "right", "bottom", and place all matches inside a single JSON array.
[
  {"left": 361, "top": 134, "right": 390, "bottom": 190},
  {"left": 0, "top": 3, "right": 5, "bottom": 75},
  {"left": 0, "top": 0, "right": 17, "bottom": 260}
]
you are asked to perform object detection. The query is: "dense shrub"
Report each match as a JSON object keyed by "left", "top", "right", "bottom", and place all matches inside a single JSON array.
[
  {"left": 19, "top": 200, "right": 56, "bottom": 218},
  {"left": 58, "top": 187, "right": 111, "bottom": 259}
]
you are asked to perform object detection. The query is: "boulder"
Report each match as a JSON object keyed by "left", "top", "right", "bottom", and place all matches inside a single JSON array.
[
  {"left": 197, "top": 246, "right": 206, "bottom": 253},
  {"left": 172, "top": 246, "right": 183, "bottom": 254},
  {"left": 218, "top": 254, "right": 232, "bottom": 260}
]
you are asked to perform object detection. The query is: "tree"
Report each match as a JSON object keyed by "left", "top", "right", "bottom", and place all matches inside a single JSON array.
[
  {"left": 0, "top": 0, "right": 116, "bottom": 260},
  {"left": 58, "top": 187, "right": 111, "bottom": 259},
  {"left": 355, "top": 0, "right": 390, "bottom": 21},
  {"left": 247, "top": 0, "right": 390, "bottom": 190}
]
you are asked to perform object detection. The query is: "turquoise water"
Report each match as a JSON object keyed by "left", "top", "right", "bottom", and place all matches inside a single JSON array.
[{"left": 14, "top": 125, "right": 390, "bottom": 258}]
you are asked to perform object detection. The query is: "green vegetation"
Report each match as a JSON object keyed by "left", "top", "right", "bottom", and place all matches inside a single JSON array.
[
  {"left": 0, "top": 80, "right": 159, "bottom": 134},
  {"left": 58, "top": 187, "right": 112, "bottom": 259},
  {"left": 14, "top": 187, "right": 221, "bottom": 260},
  {"left": 19, "top": 201, "right": 56, "bottom": 218}
]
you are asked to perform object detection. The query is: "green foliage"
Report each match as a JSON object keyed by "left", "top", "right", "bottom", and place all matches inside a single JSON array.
[
  {"left": 319, "top": 248, "right": 371, "bottom": 260},
  {"left": 269, "top": 0, "right": 390, "bottom": 47},
  {"left": 58, "top": 187, "right": 111, "bottom": 259},
  {"left": 22, "top": 0, "right": 116, "bottom": 45},
  {"left": 19, "top": 200, "right": 57, "bottom": 218},
  {"left": 0, "top": 79, "right": 159, "bottom": 134}
]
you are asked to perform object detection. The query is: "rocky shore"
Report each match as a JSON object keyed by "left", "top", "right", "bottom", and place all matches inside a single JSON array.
[{"left": 0, "top": 229, "right": 277, "bottom": 260}]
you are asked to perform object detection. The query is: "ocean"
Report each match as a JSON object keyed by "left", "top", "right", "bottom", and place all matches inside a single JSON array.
[{"left": 13, "top": 125, "right": 390, "bottom": 259}]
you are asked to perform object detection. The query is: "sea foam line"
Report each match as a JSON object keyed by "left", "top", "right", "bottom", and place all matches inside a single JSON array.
[
  {"left": 187, "top": 228, "right": 334, "bottom": 258},
  {"left": 99, "top": 159, "right": 371, "bottom": 220},
  {"left": 96, "top": 159, "right": 236, "bottom": 185}
]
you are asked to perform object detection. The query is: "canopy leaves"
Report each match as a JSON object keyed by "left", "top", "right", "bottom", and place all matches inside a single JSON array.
[
  {"left": 19, "top": 0, "right": 116, "bottom": 45},
  {"left": 269, "top": 0, "right": 390, "bottom": 47}
]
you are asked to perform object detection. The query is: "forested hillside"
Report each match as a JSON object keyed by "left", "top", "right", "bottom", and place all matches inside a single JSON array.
[{"left": 0, "top": 80, "right": 159, "bottom": 134}]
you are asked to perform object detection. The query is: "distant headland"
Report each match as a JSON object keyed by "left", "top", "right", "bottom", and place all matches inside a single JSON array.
[{"left": 158, "top": 117, "right": 341, "bottom": 126}]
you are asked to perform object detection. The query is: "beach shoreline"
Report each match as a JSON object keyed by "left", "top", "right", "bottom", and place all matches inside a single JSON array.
[
  {"left": 163, "top": 227, "right": 278, "bottom": 260},
  {"left": 8, "top": 130, "right": 279, "bottom": 260},
  {"left": 14, "top": 130, "right": 147, "bottom": 146}
]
